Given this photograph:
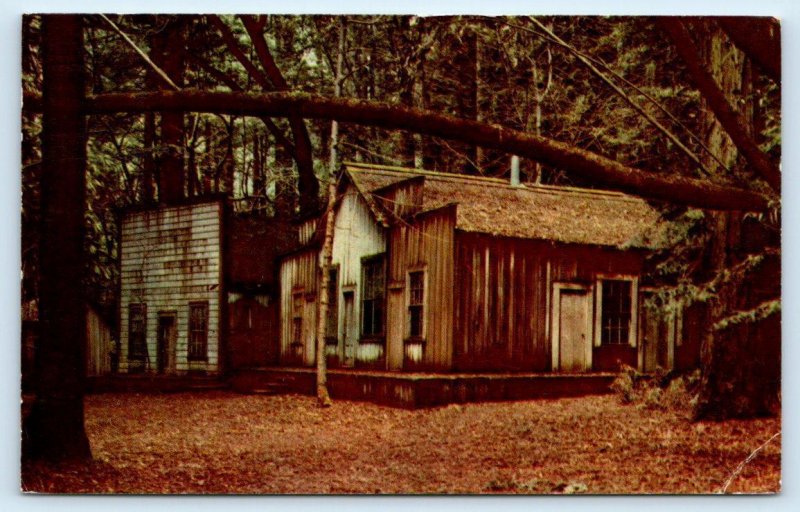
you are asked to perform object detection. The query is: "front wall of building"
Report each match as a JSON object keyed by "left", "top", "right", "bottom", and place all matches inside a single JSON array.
[
  {"left": 119, "top": 201, "right": 223, "bottom": 374},
  {"left": 453, "top": 233, "right": 645, "bottom": 372}
]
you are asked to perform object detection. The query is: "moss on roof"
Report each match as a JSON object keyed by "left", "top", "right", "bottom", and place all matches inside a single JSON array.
[{"left": 344, "top": 162, "right": 666, "bottom": 249}]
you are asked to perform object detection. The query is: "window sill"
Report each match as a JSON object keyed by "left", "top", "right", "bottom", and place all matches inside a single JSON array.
[{"left": 404, "top": 336, "right": 426, "bottom": 345}]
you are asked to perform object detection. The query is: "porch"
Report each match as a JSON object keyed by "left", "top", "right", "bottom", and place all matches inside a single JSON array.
[{"left": 229, "top": 367, "right": 617, "bottom": 408}]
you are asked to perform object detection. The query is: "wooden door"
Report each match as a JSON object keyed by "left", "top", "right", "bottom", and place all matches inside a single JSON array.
[
  {"left": 641, "top": 306, "right": 661, "bottom": 372},
  {"left": 157, "top": 313, "right": 176, "bottom": 374},
  {"left": 387, "top": 288, "right": 404, "bottom": 370},
  {"left": 640, "top": 303, "right": 672, "bottom": 372},
  {"left": 342, "top": 291, "right": 356, "bottom": 367},
  {"left": 556, "top": 288, "right": 591, "bottom": 372}
]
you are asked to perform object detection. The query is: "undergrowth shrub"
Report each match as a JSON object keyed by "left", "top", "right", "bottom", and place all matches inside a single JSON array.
[{"left": 611, "top": 365, "right": 700, "bottom": 414}]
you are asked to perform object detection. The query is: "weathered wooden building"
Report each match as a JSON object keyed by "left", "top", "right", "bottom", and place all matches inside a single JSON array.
[
  {"left": 117, "top": 197, "right": 295, "bottom": 377},
  {"left": 279, "top": 163, "right": 697, "bottom": 374}
]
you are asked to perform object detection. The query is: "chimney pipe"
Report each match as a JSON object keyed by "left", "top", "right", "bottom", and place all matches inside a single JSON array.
[{"left": 510, "top": 155, "right": 521, "bottom": 187}]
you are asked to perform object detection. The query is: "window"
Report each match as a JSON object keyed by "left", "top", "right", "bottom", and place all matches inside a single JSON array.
[
  {"left": 600, "top": 279, "right": 633, "bottom": 345},
  {"left": 128, "top": 303, "right": 147, "bottom": 361},
  {"left": 325, "top": 267, "right": 339, "bottom": 343},
  {"left": 292, "top": 294, "right": 303, "bottom": 344},
  {"left": 408, "top": 271, "right": 425, "bottom": 338},
  {"left": 188, "top": 302, "right": 209, "bottom": 361},
  {"left": 361, "top": 254, "right": 386, "bottom": 338}
]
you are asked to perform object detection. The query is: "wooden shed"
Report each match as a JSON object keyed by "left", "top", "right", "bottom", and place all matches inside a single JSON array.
[{"left": 279, "top": 163, "right": 696, "bottom": 374}]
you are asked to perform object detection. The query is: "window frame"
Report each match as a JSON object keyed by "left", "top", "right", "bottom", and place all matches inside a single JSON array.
[
  {"left": 291, "top": 291, "right": 304, "bottom": 346},
  {"left": 406, "top": 268, "right": 427, "bottom": 341},
  {"left": 324, "top": 265, "right": 340, "bottom": 345},
  {"left": 187, "top": 301, "right": 209, "bottom": 362},
  {"left": 594, "top": 274, "right": 638, "bottom": 348},
  {"left": 128, "top": 303, "right": 147, "bottom": 362},
  {"left": 360, "top": 253, "right": 386, "bottom": 342}
]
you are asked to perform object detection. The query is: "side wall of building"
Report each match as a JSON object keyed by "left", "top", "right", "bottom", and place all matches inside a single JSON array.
[
  {"left": 386, "top": 206, "right": 456, "bottom": 370},
  {"left": 453, "top": 233, "right": 645, "bottom": 372},
  {"left": 119, "top": 201, "right": 223, "bottom": 374}
]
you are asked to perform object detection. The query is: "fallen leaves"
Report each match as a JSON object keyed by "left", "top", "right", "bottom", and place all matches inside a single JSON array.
[{"left": 21, "top": 392, "right": 780, "bottom": 494}]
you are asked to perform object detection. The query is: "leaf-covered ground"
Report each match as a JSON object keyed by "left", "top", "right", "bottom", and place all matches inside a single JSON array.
[{"left": 21, "top": 392, "right": 780, "bottom": 494}]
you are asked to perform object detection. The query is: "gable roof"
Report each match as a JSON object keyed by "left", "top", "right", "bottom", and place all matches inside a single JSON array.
[{"left": 343, "top": 162, "right": 666, "bottom": 249}]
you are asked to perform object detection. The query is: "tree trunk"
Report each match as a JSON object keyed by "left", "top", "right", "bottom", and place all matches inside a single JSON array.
[
  {"left": 239, "top": 15, "right": 320, "bottom": 216},
  {"left": 222, "top": 118, "right": 235, "bottom": 195},
  {"left": 142, "top": 112, "right": 156, "bottom": 202},
  {"left": 152, "top": 18, "right": 186, "bottom": 203},
  {"left": 313, "top": 17, "right": 345, "bottom": 408},
  {"left": 690, "top": 20, "right": 781, "bottom": 420},
  {"left": 22, "top": 14, "right": 92, "bottom": 461},
  {"left": 252, "top": 131, "right": 266, "bottom": 207}
]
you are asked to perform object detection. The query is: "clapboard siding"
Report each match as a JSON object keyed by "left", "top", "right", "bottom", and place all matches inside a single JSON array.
[
  {"left": 387, "top": 205, "right": 456, "bottom": 370},
  {"left": 453, "top": 232, "right": 644, "bottom": 372},
  {"left": 119, "top": 201, "right": 223, "bottom": 374}
]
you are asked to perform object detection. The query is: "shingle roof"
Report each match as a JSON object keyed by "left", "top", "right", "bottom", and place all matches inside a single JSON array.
[{"left": 344, "top": 162, "right": 666, "bottom": 249}]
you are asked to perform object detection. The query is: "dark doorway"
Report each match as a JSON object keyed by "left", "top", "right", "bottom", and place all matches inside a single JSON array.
[{"left": 157, "top": 313, "right": 176, "bottom": 374}]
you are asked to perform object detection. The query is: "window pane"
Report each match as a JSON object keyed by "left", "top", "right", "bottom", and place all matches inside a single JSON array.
[
  {"left": 188, "top": 302, "right": 208, "bottom": 361},
  {"left": 601, "top": 280, "right": 632, "bottom": 345},
  {"left": 361, "top": 256, "right": 385, "bottom": 337},
  {"left": 326, "top": 268, "right": 338, "bottom": 339},
  {"left": 128, "top": 304, "right": 147, "bottom": 361}
]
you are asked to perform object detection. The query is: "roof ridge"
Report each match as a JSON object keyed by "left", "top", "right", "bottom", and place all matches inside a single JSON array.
[
  {"left": 344, "top": 162, "right": 644, "bottom": 203},
  {"left": 344, "top": 161, "right": 508, "bottom": 185}
]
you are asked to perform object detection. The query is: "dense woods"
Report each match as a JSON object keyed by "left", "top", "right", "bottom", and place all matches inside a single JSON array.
[{"left": 21, "top": 14, "right": 780, "bottom": 461}]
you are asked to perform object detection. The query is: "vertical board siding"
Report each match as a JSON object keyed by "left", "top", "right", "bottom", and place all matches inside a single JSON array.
[
  {"left": 387, "top": 206, "right": 456, "bottom": 370},
  {"left": 279, "top": 249, "right": 319, "bottom": 366},
  {"left": 453, "top": 232, "right": 644, "bottom": 372},
  {"left": 86, "top": 307, "right": 112, "bottom": 376},
  {"left": 119, "top": 202, "right": 223, "bottom": 374}
]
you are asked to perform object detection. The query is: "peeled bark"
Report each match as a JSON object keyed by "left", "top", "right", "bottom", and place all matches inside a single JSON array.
[
  {"left": 22, "top": 14, "right": 92, "bottom": 461},
  {"left": 59, "top": 89, "right": 771, "bottom": 211}
]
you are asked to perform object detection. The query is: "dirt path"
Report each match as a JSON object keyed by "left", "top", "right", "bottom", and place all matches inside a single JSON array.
[{"left": 21, "top": 392, "right": 780, "bottom": 494}]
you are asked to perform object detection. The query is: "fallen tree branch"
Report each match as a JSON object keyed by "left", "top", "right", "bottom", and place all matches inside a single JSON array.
[{"left": 23, "top": 89, "right": 772, "bottom": 211}]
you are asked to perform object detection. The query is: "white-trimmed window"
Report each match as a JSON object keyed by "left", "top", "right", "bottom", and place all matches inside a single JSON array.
[
  {"left": 594, "top": 275, "right": 638, "bottom": 347},
  {"left": 407, "top": 270, "right": 425, "bottom": 339}
]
